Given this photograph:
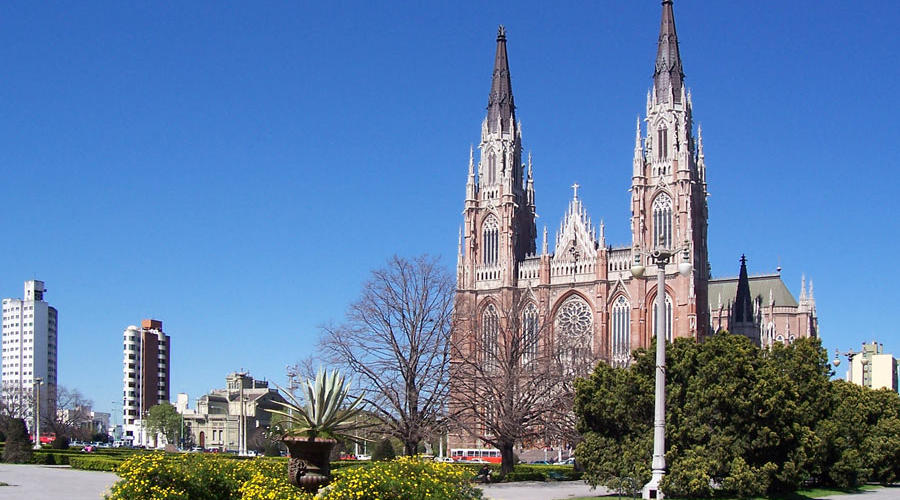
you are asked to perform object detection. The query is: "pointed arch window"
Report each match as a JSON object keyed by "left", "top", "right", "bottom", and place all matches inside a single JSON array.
[
  {"left": 652, "top": 294, "right": 673, "bottom": 342},
  {"left": 482, "top": 216, "right": 499, "bottom": 266},
  {"left": 657, "top": 125, "right": 668, "bottom": 162},
  {"left": 482, "top": 304, "right": 499, "bottom": 364},
  {"left": 522, "top": 303, "right": 538, "bottom": 365},
  {"left": 652, "top": 194, "right": 673, "bottom": 248},
  {"left": 611, "top": 296, "right": 631, "bottom": 366},
  {"left": 487, "top": 152, "right": 497, "bottom": 184}
]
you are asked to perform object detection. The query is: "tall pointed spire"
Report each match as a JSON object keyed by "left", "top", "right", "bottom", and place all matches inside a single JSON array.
[
  {"left": 487, "top": 25, "right": 515, "bottom": 134},
  {"left": 733, "top": 254, "right": 754, "bottom": 324},
  {"left": 654, "top": 0, "right": 684, "bottom": 104}
]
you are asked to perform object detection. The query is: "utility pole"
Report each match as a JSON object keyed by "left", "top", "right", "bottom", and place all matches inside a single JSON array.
[{"left": 33, "top": 378, "right": 44, "bottom": 450}]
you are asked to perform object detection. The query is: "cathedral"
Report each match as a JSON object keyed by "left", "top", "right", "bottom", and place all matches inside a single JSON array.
[{"left": 453, "top": 0, "right": 818, "bottom": 385}]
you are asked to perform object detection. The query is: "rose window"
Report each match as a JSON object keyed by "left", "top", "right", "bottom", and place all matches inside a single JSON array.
[{"left": 556, "top": 296, "right": 592, "bottom": 346}]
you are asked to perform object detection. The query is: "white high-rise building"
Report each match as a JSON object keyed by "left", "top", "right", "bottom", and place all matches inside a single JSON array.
[
  {"left": 1, "top": 280, "right": 58, "bottom": 429},
  {"left": 122, "top": 319, "right": 170, "bottom": 447}
]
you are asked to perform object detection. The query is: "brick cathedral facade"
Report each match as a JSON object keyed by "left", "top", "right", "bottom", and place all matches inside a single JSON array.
[{"left": 451, "top": 1, "right": 817, "bottom": 449}]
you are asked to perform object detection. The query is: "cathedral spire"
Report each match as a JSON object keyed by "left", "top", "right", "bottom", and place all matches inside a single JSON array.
[
  {"left": 733, "top": 254, "right": 754, "bottom": 324},
  {"left": 654, "top": 0, "right": 684, "bottom": 104},
  {"left": 487, "top": 25, "right": 515, "bottom": 134}
]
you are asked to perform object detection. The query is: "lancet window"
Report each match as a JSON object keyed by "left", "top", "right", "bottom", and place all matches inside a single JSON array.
[
  {"left": 522, "top": 303, "right": 538, "bottom": 365},
  {"left": 652, "top": 294, "right": 673, "bottom": 341},
  {"left": 652, "top": 194, "right": 673, "bottom": 248},
  {"left": 482, "top": 216, "right": 499, "bottom": 266},
  {"left": 610, "top": 296, "right": 631, "bottom": 366},
  {"left": 482, "top": 304, "right": 499, "bottom": 363},
  {"left": 657, "top": 126, "right": 668, "bottom": 162}
]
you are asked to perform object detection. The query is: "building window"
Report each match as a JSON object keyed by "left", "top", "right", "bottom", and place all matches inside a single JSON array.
[
  {"left": 652, "top": 194, "right": 673, "bottom": 248},
  {"left": 611, "top": 296, "right": 631, "bottom": 366},
  {"left": 555, "top": 295, "right": 593, "bottom": 373},
  {"left": 652, "top": 294, "right": 673, "bottom": 342},
  {"left": 522, "top": 303, "right": 538, "bottom": 365},
  {"left": 482, "top": 304, "right": 499, "bottom": 363},
  {"left": 482, "top": 216, "right": 499, "bottom": 266},
  {"left": 487, "top": 152, "right": 496, "bottom": 184},
  {"left": 657, "top": 126, "right": 668, "bottom": 162}
]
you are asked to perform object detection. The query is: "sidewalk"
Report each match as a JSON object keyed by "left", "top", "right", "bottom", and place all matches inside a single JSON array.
[
  {"left": 0, "top": 464, "right": 118, "bottom": 500},
  {"left": 480, "top": 481, "right": 609, "bottom": 500}
]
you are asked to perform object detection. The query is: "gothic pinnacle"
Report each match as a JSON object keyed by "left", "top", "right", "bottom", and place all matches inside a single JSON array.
[
  {"left": 654, "top": 0, "right": 685, "bottom": 104},
  {"left": 487, "top": 24, "right": 515, "bottom": 135}
]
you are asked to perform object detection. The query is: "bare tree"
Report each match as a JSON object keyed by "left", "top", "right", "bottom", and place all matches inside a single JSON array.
[
  {"left": 46, "top": 386, "right": 93, "bottom": 441},
  {"left": 449, "top": 292, "right": 566, "bottom": 476},
  {"left": 0, "top": 383, "right": 34, "bottom": 420},
  {"left": 543, "top": 326, "right": 597, "bottom": 453},
  {"left": 320, "top": 255, "right": 454, "bottom": 455}
]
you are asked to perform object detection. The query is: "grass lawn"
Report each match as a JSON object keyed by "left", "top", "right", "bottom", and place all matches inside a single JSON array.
[{"left": 564, "top": 484, "right": 881, "bottom": 500}]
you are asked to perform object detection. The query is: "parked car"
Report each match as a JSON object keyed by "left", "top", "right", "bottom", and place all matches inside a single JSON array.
[
  {"left": 529, "top": 460, "right": 551, "bottom": 465},
  {"left": 356, "top": 454, "right": 371, "bottom": 461}
]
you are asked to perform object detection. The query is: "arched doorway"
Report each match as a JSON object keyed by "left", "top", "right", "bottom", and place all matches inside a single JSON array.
[{"left": 198, "top": 431, "right": 205, "bottom": 449}]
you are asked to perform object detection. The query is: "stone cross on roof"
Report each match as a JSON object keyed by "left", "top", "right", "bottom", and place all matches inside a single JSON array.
[{"left": 571, "top": 182, "right": 580, "bottom": 199}]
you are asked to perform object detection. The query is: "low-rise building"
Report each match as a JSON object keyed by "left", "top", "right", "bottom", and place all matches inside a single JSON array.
[{"left": 179, "top": 372, "right": 286, "bottom": 452}]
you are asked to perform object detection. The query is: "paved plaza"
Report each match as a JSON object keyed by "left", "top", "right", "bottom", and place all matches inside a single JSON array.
[
  {"left": 0, "top": 464, "right": 117, "bottom": 500},
  {"left": 0, "top": 464, "right": 894, "bottom": 500}
]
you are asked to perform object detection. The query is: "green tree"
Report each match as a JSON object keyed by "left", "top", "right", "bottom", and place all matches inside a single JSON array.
[
  {"left": 372, "top": 438, "right": 396, "bottom": 461},
  {"left": 1, "top": 416, "right": 33, "bottom": 463},
  {"left": 145, "top": 403, "right": 182, "bottom": 446},
  {"left": 576, "top": 333, "right": 841, "bottom": 498}
]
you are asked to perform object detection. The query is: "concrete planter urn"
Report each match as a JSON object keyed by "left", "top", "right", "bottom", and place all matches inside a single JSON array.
[{"left": 282, "top": 436, "right": 337, "bottom": 491}]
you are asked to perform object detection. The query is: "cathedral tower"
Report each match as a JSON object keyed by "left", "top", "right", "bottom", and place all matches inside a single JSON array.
[
  {"left": 630, "top": 0, "right": 709, "bottom": 339},
  {"left": 458, "top": 26, "right": 537, "bottom": 291}
]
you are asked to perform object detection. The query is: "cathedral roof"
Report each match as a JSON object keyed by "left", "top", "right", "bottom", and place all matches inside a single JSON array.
[
  {"left": 709, "top": 273, "right": 799, "bottom": 309},
  {"left": 486, "top": 25, "right": 515, "bottom": 134},
  {"left": 654, "top": 0, "right": 685, "bottom": 103}
]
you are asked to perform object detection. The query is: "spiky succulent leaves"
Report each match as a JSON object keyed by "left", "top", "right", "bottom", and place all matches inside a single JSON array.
[{"left": 265, "top": 369, "right": 368, "bottom": 442}]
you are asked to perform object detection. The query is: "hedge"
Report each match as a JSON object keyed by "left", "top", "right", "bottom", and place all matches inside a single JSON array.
[{"left": 69, "top": 456, "right": 120, "bottom": 472}]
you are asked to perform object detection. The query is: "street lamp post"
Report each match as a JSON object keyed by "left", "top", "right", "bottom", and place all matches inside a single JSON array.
[
  {"left": 33, "top": 377, "right": 44, "bottom": 450},
  {"left": 833, "top": 348, "right": 870, "bottom": 386},
  {"left": 632, "top": 239, "right": 692, "bottom": 500}
]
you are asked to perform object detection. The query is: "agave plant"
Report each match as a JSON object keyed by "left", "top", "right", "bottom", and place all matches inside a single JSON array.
[{"left": 267, "top": 368, "right": 367, "bottom": 441}]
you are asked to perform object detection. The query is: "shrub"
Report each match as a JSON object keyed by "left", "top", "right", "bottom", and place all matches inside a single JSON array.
[
  {"left": 503, "top": 471, "right": 544, "bottom": 482},
  {"left": 51, "top": 436, "right": 70, "bottom": 450},
  {"left": 371, "top": 438, "right": 395, "bottom": 461},
  {"left": 323, "top": 456, "right": 482, "bottom": 499},
  {"left": 70, "top": 456, "right": 120, "bottom": 472},
  {"left": 1, "top": 417, "right": 32, "bottom": 463}
]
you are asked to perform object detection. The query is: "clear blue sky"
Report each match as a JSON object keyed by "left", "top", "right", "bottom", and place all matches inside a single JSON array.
[{"left": 1, "top": 1, "right": 898, "bottom": 416}]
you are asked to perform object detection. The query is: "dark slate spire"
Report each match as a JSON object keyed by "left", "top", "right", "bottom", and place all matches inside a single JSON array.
[
  {"left": 487, "top": 25, "right": 515, "bottom": 134},
  {"left": 733, "top": 255, "right": 754, "bottom": 324},
  {"left": 654, "top": 0, "right": 685, "bottom": 104}
]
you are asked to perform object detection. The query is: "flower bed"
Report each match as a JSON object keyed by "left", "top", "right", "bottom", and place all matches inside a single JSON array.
[{"left": 107, "top": 452, "right": 482, "bottom": 500}]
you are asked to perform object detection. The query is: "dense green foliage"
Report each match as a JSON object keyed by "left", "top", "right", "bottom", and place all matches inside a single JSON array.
[
  {"left": 107, "top": 452, "right": 482, "bottom": 500},
  {"left": 0, "top": 417, "right": 32, "bottom": 463},
  {"left": 372, "top": 437, "right": 396, "bottom": 461},
  {"left": 575, "top": 334, "right": 900, "bottom": 498},
  {"left": 145, "top": 403, "right": 183, "bottom": 445}
]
